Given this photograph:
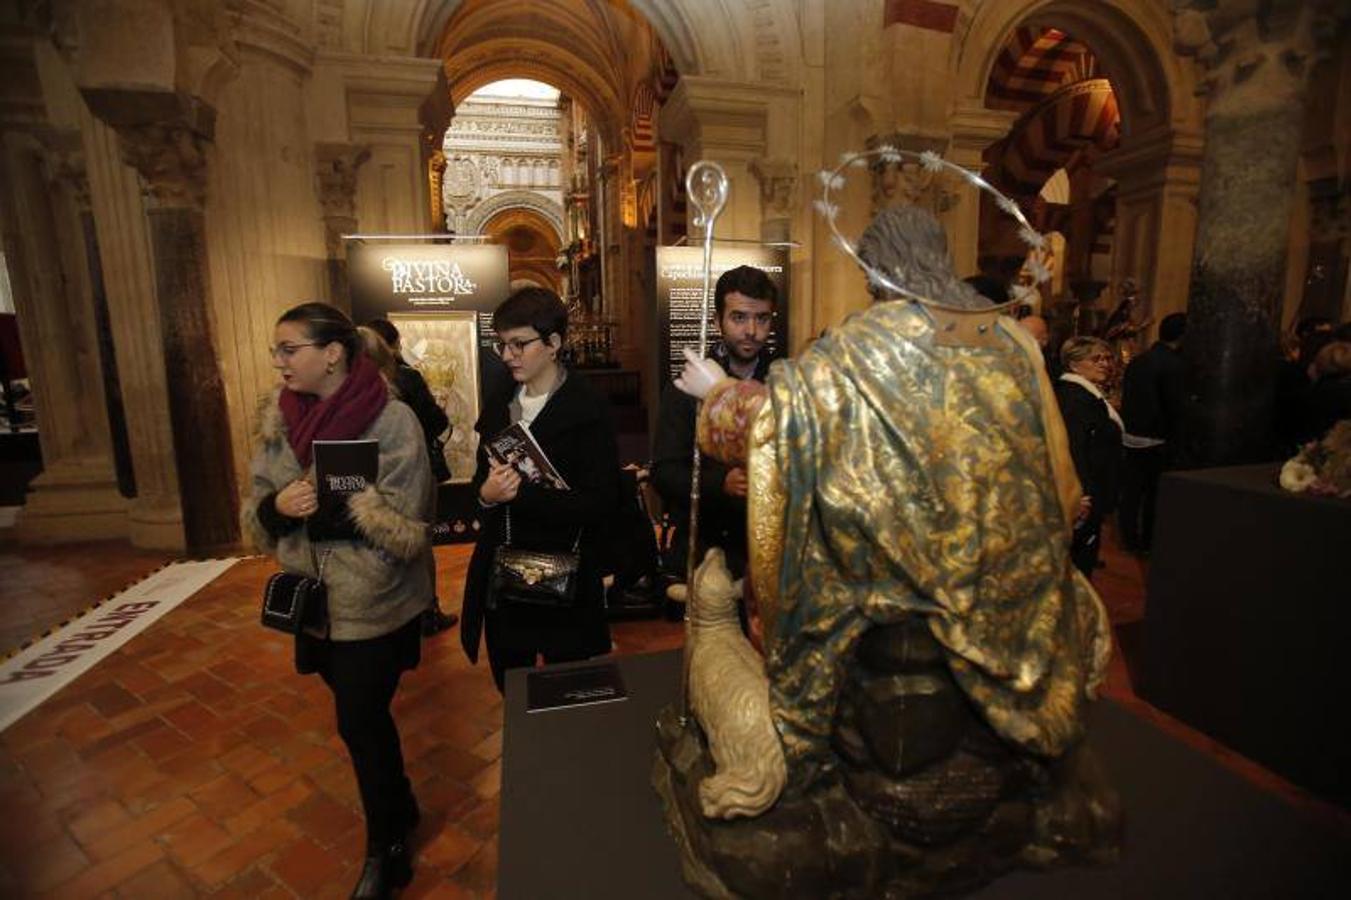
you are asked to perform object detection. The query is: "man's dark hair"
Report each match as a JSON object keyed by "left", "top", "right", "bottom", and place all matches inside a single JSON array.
[
  {"left": 714, "top": 265, "right": 777, "bottom": 317},
  {"left": 1159, "top": 312, "right": 1187, "bottom": 344},
  {"left": 364, "top": 317, "right": 400, "bottom": 348},
  {"left": 277, "top": 301, "right": 360, "bottom": 363},
  {"left": 492, "top": 286, "right": 569, "bottom": 341}
]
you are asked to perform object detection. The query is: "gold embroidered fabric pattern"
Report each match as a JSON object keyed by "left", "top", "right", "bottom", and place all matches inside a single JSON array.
[
  {"left": 697, "top": 378, "right": 767, "bottom": 466},
  {"left": 727, "top": 300, "right": 1111, "bottom": 788},
  {"left": 746, "top": 397, "right": 786, "bottom": 641}
]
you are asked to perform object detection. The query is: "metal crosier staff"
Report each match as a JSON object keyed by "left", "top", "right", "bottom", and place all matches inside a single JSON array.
[{"left": 679, "top": 161, "right": 728, "bottom": 720}]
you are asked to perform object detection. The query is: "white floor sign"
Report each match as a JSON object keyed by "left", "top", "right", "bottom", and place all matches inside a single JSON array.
[{"left": 0, "top": 558, "right": 239, "bottom": 732}]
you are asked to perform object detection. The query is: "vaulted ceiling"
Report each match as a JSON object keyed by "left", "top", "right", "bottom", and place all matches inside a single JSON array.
[{"left": 429, "top": 0, "right": 664, "bottom": 150}]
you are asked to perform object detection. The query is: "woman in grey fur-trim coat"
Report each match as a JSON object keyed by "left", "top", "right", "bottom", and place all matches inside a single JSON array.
[{"left": 242, "top": 302, "right": 433, "bottom": 900}]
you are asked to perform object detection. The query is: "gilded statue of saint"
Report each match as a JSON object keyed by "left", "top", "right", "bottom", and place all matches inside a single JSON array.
[{"left": 655, "top": 206, "right": 1120, "bottom": 899}]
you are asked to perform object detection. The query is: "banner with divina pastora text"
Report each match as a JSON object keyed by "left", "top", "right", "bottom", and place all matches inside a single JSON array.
[{"left": 346, "top": 241, "right": 512, "bottom": 543}]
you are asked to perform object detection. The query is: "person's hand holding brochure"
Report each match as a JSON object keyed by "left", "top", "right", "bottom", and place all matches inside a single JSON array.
[{"left": 486, "top": 422, "right": 569, "bottom": 491}]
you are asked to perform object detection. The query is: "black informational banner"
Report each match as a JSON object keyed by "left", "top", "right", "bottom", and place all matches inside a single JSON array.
[
  {"left": 654, "top": 245, "right": 790, "bottom": 384},
  {"left": 346, "top": 240, "right": 511, "bottom": 544},
  {"left": 347, "top": 242, "right": 510, "bottom": 349}
]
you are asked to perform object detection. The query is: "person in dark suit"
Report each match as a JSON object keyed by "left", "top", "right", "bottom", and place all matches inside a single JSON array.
[
  {"left": 651, "top": 265, "right": 777, "bottom": 581},
  {"left": 1118, "top": 312, "right": 1186, "bottom": 554},
  {"left": 460, "top": 288, "right": 620, "bottom": 691},
  {"left": 1054, "top": 336, "right": 1123, "bottom": 578}
]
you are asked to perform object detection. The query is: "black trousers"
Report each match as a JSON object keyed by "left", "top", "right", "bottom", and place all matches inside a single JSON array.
[
  {"left": 316, "top": 621, "right": 419, "bottom": 851},
  {"left": 1119, "top": 444, "right": 1169, "bottom": 552},
  {"left": 483, "top": 610, "right": 596, "bottom": 692}
]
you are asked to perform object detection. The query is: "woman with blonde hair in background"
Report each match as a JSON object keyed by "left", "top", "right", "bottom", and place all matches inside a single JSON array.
[{"left": 1054, "top": 335, "right": 1124, "bottom": 578}]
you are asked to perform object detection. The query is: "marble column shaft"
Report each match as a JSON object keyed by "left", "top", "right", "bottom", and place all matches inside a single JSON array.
[
  {"left": 80, "top": 107, "right": 186, "bottom": 550},
  {"left": 0, "top": 126, "right": 128, "bottom": 542},
  {"left": 91, "top": 98, "right": 242, "bottom": 553},
  {"left": 1173, "top": 1, "right": 1346, "bottom": 465}
]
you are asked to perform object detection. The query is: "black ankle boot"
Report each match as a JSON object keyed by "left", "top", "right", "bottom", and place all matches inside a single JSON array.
[{"left": 350, "top": 841, "right": 413, "bottom": 900}]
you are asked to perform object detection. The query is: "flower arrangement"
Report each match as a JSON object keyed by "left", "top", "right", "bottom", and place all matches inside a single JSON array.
[{"left": 1279, "top": 420, "right": 1351, "bottom": 498}]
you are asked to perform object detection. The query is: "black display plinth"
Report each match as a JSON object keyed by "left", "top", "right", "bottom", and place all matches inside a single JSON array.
[
  {"left": 1140, "top": 464, "right": 1351, "bottom": 807},
  {"left": 500, "top": 651, "right": 1348, "bottom": 899}
]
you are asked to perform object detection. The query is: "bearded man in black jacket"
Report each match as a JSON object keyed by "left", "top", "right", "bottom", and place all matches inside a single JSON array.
[{"left": 651, "top": 265, "right": 778, "bottom": 582}]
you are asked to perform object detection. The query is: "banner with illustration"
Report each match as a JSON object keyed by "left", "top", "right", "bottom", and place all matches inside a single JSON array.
[{"left": 347, "top": 241, "right": 511, "bottom": 543}]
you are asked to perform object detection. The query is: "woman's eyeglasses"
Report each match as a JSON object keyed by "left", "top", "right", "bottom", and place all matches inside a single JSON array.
[
  {"left": 494, "top": 337, "right": 543, "bottom": 357},
  {"left": 268, "top": 342, "right": 322, "bottom": 360}
]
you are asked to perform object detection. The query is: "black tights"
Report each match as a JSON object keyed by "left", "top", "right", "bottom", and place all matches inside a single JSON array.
[{"left": 322, "top": 663, "right": 413, "bottom": 850}]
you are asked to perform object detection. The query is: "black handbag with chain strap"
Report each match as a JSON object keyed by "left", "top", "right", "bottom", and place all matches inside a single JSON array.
[
  {"left": 261, "top": 546, "right": 331, "bottom": 634},
  {"left": 486, "top": 506, "right": 582, "bottom": 610}
]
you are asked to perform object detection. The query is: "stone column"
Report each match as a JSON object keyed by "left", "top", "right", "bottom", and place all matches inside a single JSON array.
[
  {"left": 598, "top": 152, "right": 625, "bottom": 323},
  {"left": 44, "top": 132, "right": 137, "bottom": 500},
  {"left": 658, "top": 77, "right": 772, "bottom": 244},
  {"left": 749, "top": 158, "right": 798, "bottom": 245},
  {"left": 0, "top": 127, "right": 128, "bottom": 542},
  {"left": 1093, "top": 126, "right": 1204, "bottom": 338},
  {"left": 79, "top": 106, "right": 186, "bottom": 550},
  {"left": 1173, "top": 0, "right": 1350, "bottom": 465},
  {"left": 315, "top": 142, "right": 370, "bottom": 306},
  {"left": 947, "top": 104, "right": 1018, "bottom": 277},
  {"left": 84, "top": 92, "right": 240, "bottom": 553}
]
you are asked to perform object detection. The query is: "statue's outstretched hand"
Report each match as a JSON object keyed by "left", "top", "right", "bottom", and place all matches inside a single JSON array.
[{"left": 675, "top": 348, "right": 727, "bottom": 400}]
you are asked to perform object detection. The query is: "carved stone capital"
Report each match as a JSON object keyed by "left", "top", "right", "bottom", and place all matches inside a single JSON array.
[
  {"left": 314, "top": 142, "right": 371, "bottom": 220},
  {"left": 748, "top": 158, "right": 797, "bottom": 219},
  {"left": 866, "top": 132, "right": 960, "bottom": 217},
  {"left": 118, "top": 123, "right": 211, "bottom": 209},
  {"left": 81, "top": 88, "right": 216, "bottom": 210},
  {"left": 1173, "top": 0, "right": 1350, "bottom": 111}
]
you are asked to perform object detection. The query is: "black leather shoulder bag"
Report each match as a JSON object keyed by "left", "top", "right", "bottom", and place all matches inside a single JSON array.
[
  {"left": 487, "top": 506, "right": 581, "bottom": 610},
  {"left": 261, "top": 545, "right": 331, "bottom": 634}
]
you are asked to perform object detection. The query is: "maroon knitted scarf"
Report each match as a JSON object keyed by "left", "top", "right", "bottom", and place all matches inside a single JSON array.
[{"left": 279, "top": 353, "right": 387, "bottom": 468}]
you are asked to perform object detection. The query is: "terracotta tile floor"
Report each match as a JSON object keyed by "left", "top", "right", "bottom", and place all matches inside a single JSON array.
[
  {"left": 0, "top": 540, "right": 176, "bottom": 658},
  {"left": 0, "top": 531, "right": 1342, "bottom": 897}
]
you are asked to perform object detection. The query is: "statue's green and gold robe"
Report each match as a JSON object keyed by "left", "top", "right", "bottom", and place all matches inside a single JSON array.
[{"left": 700, "top": 299, "right": 1112, "bottom": 788}]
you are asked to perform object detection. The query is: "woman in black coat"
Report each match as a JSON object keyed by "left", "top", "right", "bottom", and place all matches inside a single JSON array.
[
  {"left": 460, "top": 288, "right": 619, "bottom": 691},
  {"left": 1054, "top": 336, "right": 1124, "bottom": 578}
]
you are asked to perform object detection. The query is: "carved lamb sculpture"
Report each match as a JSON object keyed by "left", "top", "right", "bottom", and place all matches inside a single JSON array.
[{"left": 686, "top": 548, "right": 786, "bottom": 819}]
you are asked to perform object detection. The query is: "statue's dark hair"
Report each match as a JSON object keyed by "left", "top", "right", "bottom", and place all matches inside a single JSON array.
[{"left": 856, "top": 207, "right": 988, "bottom": 309}]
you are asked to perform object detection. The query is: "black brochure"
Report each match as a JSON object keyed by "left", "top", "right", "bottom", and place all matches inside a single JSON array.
[{"left": 310, "top": 439, "right": 379, "bottom": 542}]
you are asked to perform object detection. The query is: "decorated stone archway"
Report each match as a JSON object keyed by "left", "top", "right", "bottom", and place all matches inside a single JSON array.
[
  {"left": 465, "top": 190, "right": 564, "bottom": 242},
  {"left": 483, "top": 205, "right": 564, "bottom": 294},
  {"left": 950, "top": 0, "right": 1204, "bottom": 335}
]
